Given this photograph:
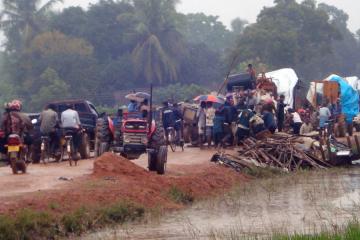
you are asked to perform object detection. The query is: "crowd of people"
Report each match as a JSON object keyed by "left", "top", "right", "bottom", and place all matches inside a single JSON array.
[{"left": 191, "top": 92, "right": 344, "bottom": 149}]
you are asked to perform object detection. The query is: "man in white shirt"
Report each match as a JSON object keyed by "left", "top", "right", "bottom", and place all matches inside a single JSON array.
[{"left": 61, "top": 104, "right": 82, "bottom": 158}]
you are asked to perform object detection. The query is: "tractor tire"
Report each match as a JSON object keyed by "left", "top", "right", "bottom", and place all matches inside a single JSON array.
[
  {"left": 149, "top": 122, "right": 166, "bottom": 150},
  {"left": 156, "top": 146, "right": 167, "bottom": 175},
  {"left": 79, "top": 133, "right": 91, "bottom": 159},
  {"left": 148, "top": 152, "right": 157, "bottom": 171},
  {"left": 96, "top": 141, "right": 109, "bottom": 157},
  {"left": 96, "top": 118, "right": 112, "bottom": 142}
]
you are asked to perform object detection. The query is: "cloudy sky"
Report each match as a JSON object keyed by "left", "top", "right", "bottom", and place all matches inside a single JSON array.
[{"left": 63, "top": 0, "right": 359, "bottom": 33}]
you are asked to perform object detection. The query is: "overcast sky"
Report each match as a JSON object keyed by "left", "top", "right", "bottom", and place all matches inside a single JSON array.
[{"left": 63, "top": 0, "right": 360, "bottom": 33}]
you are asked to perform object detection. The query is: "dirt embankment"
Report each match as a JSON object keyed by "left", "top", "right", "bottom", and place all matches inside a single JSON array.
[{"left": 0, "top": 152, "right": 247, "bottom": 216}]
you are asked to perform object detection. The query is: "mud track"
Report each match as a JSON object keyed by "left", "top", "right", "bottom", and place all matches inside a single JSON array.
[{"left": 0, "top": 148, "right": 246, "bottom": 215}]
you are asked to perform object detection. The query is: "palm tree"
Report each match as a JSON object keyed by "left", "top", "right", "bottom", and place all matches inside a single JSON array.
[
  {"left": 0, "top": 0, "right": 63, "bottom": 53},
  {"left": 122, "top": 0, "right": 188, "bottom": 85}
]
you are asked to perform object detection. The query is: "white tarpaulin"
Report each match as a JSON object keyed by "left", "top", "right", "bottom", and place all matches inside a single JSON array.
[
  {"left": 265, "top": 68, "right": 299, "bottom": 107},
  {"left": 345, "top": 76, "right": 360, "bottom": 92}
]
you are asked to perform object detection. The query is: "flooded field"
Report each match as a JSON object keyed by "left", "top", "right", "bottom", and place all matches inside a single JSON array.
[{"left": 83, "top": 168, "right": 360, "bottom": 239}]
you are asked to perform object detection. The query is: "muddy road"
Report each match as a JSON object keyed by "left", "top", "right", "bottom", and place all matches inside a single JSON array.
[{"left": 0, "top": 148, "right": 215, "bottom": 199}]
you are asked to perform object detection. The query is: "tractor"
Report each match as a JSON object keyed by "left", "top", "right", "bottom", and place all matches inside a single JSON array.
[{"left": 95, "top": 88, "right": 167, "bottom": 175}]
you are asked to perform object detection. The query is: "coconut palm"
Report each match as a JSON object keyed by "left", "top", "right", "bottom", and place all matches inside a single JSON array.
[
  {"left": 123, "top": 0, "right": 188, "bottom": 85},
  {"left": 0, "top": 0, "right": 63, "bottom": 52}
]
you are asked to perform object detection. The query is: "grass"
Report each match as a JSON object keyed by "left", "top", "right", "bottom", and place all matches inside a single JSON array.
[
  {"left": 273, "top": 221, "right": 360, "bottom": 240},
  {"left": 0, "top": 202, "right": 145, "bottom": 239},
  {"left": 167, "top": 186, "right": 194, "bottom": 205}
]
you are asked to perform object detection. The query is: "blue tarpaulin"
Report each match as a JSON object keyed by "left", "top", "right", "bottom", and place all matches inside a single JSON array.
[{"left": 328, "top": 75, "right": 359, "bottom": 123}]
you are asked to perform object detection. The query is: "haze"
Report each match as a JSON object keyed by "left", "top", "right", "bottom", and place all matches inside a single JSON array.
[{"left": 63, "top": 0, "right": 360, "bottom": 32}]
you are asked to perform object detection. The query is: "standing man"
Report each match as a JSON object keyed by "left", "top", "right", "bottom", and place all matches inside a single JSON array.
[
  {"left": 205, "top": 102, "right": 216, "bottom": 147},
  {"left": 319, "top": 102, "right": 332, "bottom": 130},
  {"left": 247, "top": 64, "right": 256, "bottom": 89},
  {"left": 61, "top": 104, "right": 82, "bottom": 159},
  {"left": 277, "top": 95, "right": 286, "bottom": 132},
  {"left": 196, "top": 101, "right": 206, "bottom": 148},
  {"left": 39, "top": 104, "right": 59, "bottom": 154}
]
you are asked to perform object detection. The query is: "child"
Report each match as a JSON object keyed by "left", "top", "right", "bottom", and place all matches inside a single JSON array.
[{"left": 213, "top": 110, "right": 225, "bottom": 147}]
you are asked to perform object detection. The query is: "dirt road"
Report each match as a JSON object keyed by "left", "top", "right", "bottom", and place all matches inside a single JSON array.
[{"left": 0, "top": 148, "right": 216, "bottom": 199}]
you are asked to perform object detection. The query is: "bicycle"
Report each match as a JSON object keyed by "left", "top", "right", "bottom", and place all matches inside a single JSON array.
[
  {"left": 41, "top": 135, "right": 63, "bottom": 164},
  {"left": 40, "top": 136, "right": 50, "bottom": 164},
  {"left": 166, "top": 127, "right": 176, "bottom": 152},
  {"left": 62, "top": 130, "right": 77, "bottom": 166}
]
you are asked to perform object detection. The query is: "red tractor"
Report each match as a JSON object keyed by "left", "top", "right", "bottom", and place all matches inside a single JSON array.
[{"left": 95, "top": 109, "right": 167, "bottom": 175}]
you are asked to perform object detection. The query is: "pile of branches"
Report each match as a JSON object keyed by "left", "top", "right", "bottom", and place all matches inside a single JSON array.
[{"left": 212, "top": 135, "right": 331, "bottom": 172}]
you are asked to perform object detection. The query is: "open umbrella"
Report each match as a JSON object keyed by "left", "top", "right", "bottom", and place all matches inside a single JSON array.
[
  {"left": 135, "top": 92, "right": 150, "bottom": 100},
  {"left": 125, "top": 93, "right": 143, "bottom": 102},
  {"left": 194, "top": 95, "right": 225, "bottom": 104}
]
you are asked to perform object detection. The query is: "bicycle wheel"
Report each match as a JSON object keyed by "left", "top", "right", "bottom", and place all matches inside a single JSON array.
[{"left": 169, "top": 130, "right": 176, "bottom": 152}]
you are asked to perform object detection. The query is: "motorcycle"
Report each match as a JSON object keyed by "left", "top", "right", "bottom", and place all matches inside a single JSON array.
[{"left": 6, "top": 134, "right": 27, "bottom": 174}]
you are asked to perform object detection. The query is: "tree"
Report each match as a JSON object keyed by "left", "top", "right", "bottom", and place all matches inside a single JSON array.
[
  {"left": 120, "top": 0, "right": 188, "bottom": 85},
  {"left": 26, "top": 31, "right": 98, "bottom": 98},
  {"left": 231, "top": 18, "right": 248, "bottom": 36},
  {"left": 30, "top": 67, "right": 70, "bottom": 110},
  {"left": 231, "top": 0, "right": 341, "bottom": 80},
  {"left": 179, "top": 13, "right": 234, "bottom": 54},
  {"left": 0, "top": 0, "right": 63, "bottom": 53}
]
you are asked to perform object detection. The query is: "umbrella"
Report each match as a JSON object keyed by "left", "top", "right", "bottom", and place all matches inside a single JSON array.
[
  {"left": 193, "top": 95, "right": 225, "bottom": 104},
  {"left": 125, "top": 93, "right": 143, "bottom": 102},
  {"left": 135, "top": 92, "right": 150, "bottom": 100}
]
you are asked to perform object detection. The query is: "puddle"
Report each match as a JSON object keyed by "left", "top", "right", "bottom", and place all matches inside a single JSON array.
[{"left": 82, "top": 169, "right": 360, "bottom": 239}]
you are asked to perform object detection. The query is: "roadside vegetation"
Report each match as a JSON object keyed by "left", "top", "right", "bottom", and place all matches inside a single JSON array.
[{"left": 0, "top": 202, "right": 144, "bottom": 240}]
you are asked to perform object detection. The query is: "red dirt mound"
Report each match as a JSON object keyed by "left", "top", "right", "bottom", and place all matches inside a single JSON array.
[
  {"left": 0, "top": 153, "right": 248, "bottom": 216},
  {"left": 93, "top": 153, "right": 149, "bottom": 178}
]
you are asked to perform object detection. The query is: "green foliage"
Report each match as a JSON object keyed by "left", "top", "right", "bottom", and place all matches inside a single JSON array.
[
  {"left": 167, "top": 186, "right": 194, "bottom": 205},
  {"left": 230, "top": 0, "right": 348, "bottom": 81},
  {"left": 273, "top": 220, "right": 360, "bottom": 240},
  {"left": 153, "top": 83, "right": 209, "bottom": 104},
  {"left": 29, "top": 68, "right": 70, "bottom": 110},
  {"left": 99, "top": 202, "right": 145, "bottom": 224}
]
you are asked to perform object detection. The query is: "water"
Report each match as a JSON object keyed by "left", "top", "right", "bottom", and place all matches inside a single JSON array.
[{"left": 83, "top": 169, "right": 360, "bottom": 239}]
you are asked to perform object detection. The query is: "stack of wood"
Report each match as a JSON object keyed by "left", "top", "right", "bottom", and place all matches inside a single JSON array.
[{"left": 214, "top": 135, "right": 332, "bottom": 172}]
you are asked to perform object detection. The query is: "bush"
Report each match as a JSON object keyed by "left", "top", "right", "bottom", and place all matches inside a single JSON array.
[
  {"left": 99, "top": 202, "right": 145, "bottom": 224},
  {"left": 167, "top": 186, "right": 194, "bottom": 205}
]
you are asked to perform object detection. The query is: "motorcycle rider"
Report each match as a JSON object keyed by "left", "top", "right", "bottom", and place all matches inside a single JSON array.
[
  {"left": 39, "top": 104, "right": 60, "bottom": 155},
  {"left": 1, "top": 100, "right": 32, "bottom": 161},
  {"left": 61, "top": 104, "right": 82, "bottom": 159}
]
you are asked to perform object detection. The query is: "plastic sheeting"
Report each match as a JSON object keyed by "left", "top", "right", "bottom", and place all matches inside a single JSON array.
[
  {"left": 265, "top": 68, "right": 299, "bottom": 107},
  {"left": 327, "top": 75, "right": 359, "bottom": 123},
  {"left": 345, "top": 76, "right": 360, "bottom": 92}
]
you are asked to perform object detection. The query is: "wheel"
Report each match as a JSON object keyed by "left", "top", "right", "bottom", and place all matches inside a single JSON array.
[
  {"left": 97, "top": 142, "right": 109, "bottom": 157},
  {"left": 31, "top": 145, "right": 41, "bottom": 164},
  {"left": 79, "top": 133, "right": 91, "bottom": 159},
  {"left": 40, "top": 141, "right": 48, "bottom": 164},
  {"left": 148, "top": 152, "right": 157, "bottom": 171},
  {"left": 67, "top": 141, "right": 73, "bottom": 166},
  {"left": 16, "top": 161, "right": 26, "bottom": 174},
  {"left": 149, "top": 122, "right": 166, "bottom": 149},
  {"left": 156, "top": 146, "right": 167, "bottom": 175},
  {"left": 168, "top": 130, "right": 176, "bottom": 152},
  {"left": 10, "top": 158, "right": 17, "bottom": 174}
]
